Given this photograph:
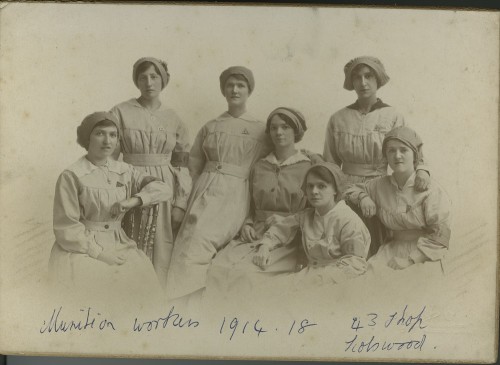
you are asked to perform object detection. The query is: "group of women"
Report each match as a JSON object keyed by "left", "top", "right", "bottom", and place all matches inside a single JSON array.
[{"left": 48, "top": 55, "right": 451, "bottom": 308}]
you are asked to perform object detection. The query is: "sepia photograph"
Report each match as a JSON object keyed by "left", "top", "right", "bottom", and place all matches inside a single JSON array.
[{"left": 0, "top": 2, "right": 498, "bottom": 362}]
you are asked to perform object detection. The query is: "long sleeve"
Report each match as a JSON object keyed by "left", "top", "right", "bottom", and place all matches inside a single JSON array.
[
  {"left": 109, "top": 105, "right": 122, "bottom": 160},
  {"left": 410, "top": 186, "right": 451, "bottom": 263},
  {"left": 338, "top": 216, "right": 371, "bottom": 260},
  {"left": 344, "top": 178, "right": 378, "bottom": 205},
  {"left": 188, "top": 125, "right": 208, "bottom": 184},
  {"left": 170, "top": 119, "right": 192, "bottom": 210},
  {"left": 242, "top": 166, "right": 256, "bottom": 228},
  {"left": 323, "top": 118, "right": 342, "bottom": 166},
  {"left": 131, "top": 167, "right": 172, "bottom": 207},
  {"left": 259, "top": 213, "right": 301, "bottom": 250},
  {"left": 53, "top": 171, "right": 103, "bottom": 258}
]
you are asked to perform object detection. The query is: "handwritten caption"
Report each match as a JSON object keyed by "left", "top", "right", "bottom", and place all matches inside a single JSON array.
[
  {"left": 38, "top": 304, "right": 433, "bottom": 352},
  {"left": 345, "top": 305, "right": 429, "bottom": 353},
  {"left": 38, "top": 306, "right": 316, "bottom": 340}
]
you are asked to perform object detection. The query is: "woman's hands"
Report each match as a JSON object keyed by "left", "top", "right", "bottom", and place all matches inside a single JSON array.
[
  {"left": 387, "top": 257, "right": 413, "bottom": 270},
  {"left": 360, "top": 196, "right": 377, "bottom": 218},
  {"left": 110, "top": 197, "right": 141, "bottom": 217},
  {"left": 253, "top": 246, "right": 271, "bottom": 270},
  {"left": 171, "top": 206, "right": 185, "bottom": 233},
  {"left": 241, "top": 224, "right": 260, "bottom": 242},
  {"left": 97, "top": 249, "right": 127, "bottom": 265},
  {"left": 415, "top": 170, "right": 430, "bottom": 191}
]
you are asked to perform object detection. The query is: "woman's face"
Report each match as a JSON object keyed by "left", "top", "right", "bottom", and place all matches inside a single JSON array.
[
  {"left": 224, "top": 76, "right": 249, "bottom": 108},
  {"left": 269, "top": 115, "right": 295, "bottom": 149},
  {"left": 305, "top": 173, "right": 337, "bottom": 210},
  {"left": 137, "top": 65, "right": 163, "bottom": 100},
  {"left": 352, "top": 65, "right": 378, "bottom": 100},
  {"left": 87, "top": 125, "right": 118, "bottom": 161},
  {"left": 385, "top": 140, "right": 415, "bottom": 175}
]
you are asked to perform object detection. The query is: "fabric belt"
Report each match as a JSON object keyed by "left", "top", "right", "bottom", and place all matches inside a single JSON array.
[
  {"left": 342, "top": 162, "right": 383, "bottom": 177},
  {"left": 123, "top": 153, "right": 171, "bottom": 166},
  {"left": 82, "top": 220, "right": 122, "bottom": 232},
  {"left": 204, "top": 161, "right": 250, "bottom": 179},
  {"left": 254, "top": 210, "right": 292, "bottom": 222},
  {"left": 391, "top": 229, "right": 423, "bottom": 242}
]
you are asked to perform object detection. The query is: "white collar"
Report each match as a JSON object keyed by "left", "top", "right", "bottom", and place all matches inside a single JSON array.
[{"left": 262, "top": 151, "right": 310, "bottom": 167}]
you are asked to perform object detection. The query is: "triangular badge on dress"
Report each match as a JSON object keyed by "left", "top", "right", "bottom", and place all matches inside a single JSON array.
[{"left": 242, "top": 128, "right": 249, "bottom": 135}]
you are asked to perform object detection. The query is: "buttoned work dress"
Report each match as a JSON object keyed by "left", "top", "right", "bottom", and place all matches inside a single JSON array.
[
  {"left": 205, "top": 151, "right": 311, "bottom": 296},
  {"left": 111, "top": 99, "right": 191, "bottom": 288},
  {"left": 345, "top": 173, "right": 451, "bottom": 273},
  {"left": 166, "top": 112, "right": 271, "bottom": 300},
  {"left": 48, "top": 157, "right": 170, "bottom": 300},
  {"left": 323, "top": 99, "right": 427, "bottom": 257}
]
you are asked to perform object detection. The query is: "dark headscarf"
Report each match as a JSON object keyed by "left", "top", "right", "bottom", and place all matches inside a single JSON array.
[
  {"left": 219, "top": 66, "right": 255, "bottom": 95},
  {"left": 77, "top": 111, "right": 119, "bottom": 150}
]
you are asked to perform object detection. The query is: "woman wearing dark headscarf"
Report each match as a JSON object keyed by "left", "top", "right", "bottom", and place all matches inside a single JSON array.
[
  {"left": 48, "top": 112, "right": 169, "bottom": 300},
  {"left": 345, "top": 126, "right": 451, "bottom": 273},
  {"left": 166, "top": 66, "right": 271, "bottom": 302},
  {"left": 323, "top": 56, "right": 430, "bottom": 257},
  {"left": 110, "top": 57, "right": 191, "bottom": 289},
  {"left": 204, "top": 107, "right": 312, "bottom": 297}
]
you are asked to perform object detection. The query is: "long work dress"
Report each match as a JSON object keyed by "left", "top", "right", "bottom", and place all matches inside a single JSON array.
[
  {"left": 166, "top": 112, "right": 271, "bottom": 300},
  {"left": 111, "top": 99, "right": 191, "bottom": 288},
  {"left": 205, "top": 151, "right": 311, "bottom": 297},
  {"left": 345, "top": 172, "right": 451, "bottom": 273},
  {"left": 48, "top": 157, "right": 170, "bottom": 301},
  {"left": 230, "top": 201, "right": 370, "bottom": 311},
  {"left": 323, "top": 99, "right": 427, "bottom": 256}
]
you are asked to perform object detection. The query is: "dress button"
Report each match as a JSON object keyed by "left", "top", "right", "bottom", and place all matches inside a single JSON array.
[
  {"left": 313, "top": 261, "right": 318, "bottom": 266},
  {"left": 271, "top": 188, "right": 275, "bottom": 192},
  {"left": 104, "top": 225, "right": 109, "bottom": 229}
]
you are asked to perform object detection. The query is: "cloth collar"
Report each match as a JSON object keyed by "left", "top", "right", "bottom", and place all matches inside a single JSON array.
[
  {"left": 346, "top": 98, "right": 390, "bottom": 113},
  {"left": 389, "top": 171, "right": 416, "bottom": 190},
  {"left": 216, "top": 111, "right": 260, "bottom": 123},
  {"left": 314, "top": 200, "right": 348, "bottom": 218},
  {"left": 263, "top": 150, "right": 310, "bottom": 167},
  {"left": 67, "top": 156, "right": 125, "bottom": 178},
  {"left": 127, "top": 98, "right": 165, "bottom": 112}
]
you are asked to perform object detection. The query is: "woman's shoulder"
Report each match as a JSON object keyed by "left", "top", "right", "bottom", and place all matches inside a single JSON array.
[{"left": 111, "top": 98, "right": 139, "bottom": 111}]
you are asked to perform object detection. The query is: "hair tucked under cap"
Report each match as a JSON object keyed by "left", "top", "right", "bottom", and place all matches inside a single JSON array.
[
  {"left": 343, "top": 56, "right": 390, "bottom": 91},
  {"left": 303, "top": 162, "right": 346, "bottom": 202},
  {"left": 266, "top": 107, "right": 308, "bottom": 142},
  {"left": 77, "top": 111, "right": 119, "bottom": 150},
  {"left": 133, "top": 57, "right": 170, "bottom": 89},
  {"left": 219, "top": 66, "right": 255, "bottom": 95},
  {"left": 382, "top": 126, "right": 423, "bottom": 167}
]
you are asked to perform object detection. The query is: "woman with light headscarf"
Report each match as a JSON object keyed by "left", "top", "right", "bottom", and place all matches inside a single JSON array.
[
  {"left": 323, "top": 56, "right": 430, "bottom": 257},
  {"left": 166, "top": 66, "right": 271, "bottom": 304},
  {"left": 204, "top": 107, "right": 312, "bottom": 299},
  {"left": 110, "top": 57, "right": 191, "bottom": 289},
  {"left": 345, "top": 126, "right": 451, "bottom": 273}
]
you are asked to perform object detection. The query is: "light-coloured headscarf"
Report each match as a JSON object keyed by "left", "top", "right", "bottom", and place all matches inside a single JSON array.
[
  {"left": 382, "top": 126, "right": 423, "bottom": 167},
  {"left": 133, "top": 57, "right": 170, "bottom": 89},
  {"left": 266, "top": 107, "right": 307, "bottom": 142},
  {"left": 343, "top": 56, "right": 390, "bottom": 91}
]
